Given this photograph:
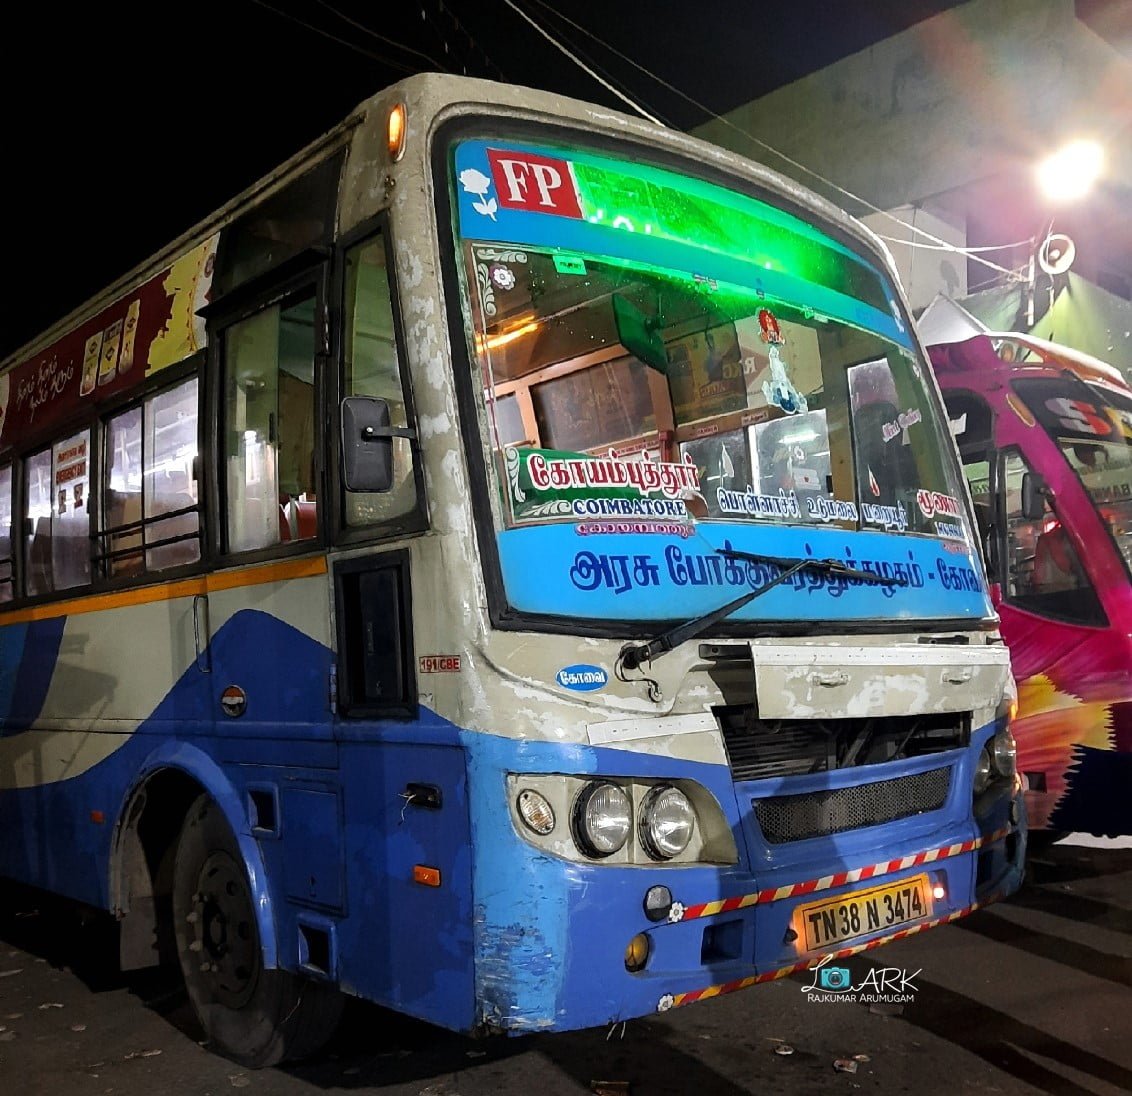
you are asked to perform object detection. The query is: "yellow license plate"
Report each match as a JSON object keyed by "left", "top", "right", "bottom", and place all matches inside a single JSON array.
[{"left": 796, "top": 874, "right": 931, "bottom": 951}]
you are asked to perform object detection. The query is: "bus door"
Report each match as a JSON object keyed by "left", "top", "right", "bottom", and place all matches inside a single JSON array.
[{"left": 203, "top": 270, "right": 336, "bottom": 762}]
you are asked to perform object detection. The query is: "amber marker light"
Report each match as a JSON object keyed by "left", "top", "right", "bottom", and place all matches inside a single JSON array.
[
  {"left": 624, "top": 933, "right": 650, "bottom": 972},
  {"left": 413, "top": 864, "right": 441, "bottom": 887},
  {"left": 388, "top": 103, "right": 407, "bottom": 161}
]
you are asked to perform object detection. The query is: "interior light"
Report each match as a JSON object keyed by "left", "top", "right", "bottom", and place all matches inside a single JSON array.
[
  {"left": 388, "top": 103, "right": 407, "bottom": 162},
  {"left": 477, "top": 320, "right": 539, "bottom": 352}
]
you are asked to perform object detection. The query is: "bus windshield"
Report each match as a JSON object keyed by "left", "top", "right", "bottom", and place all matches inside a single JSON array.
[
  {"left": 1013, "top": 375, "right": 1132, "bottom": 572},
  {"left": 453, "top": 139, "right": 967, "bottom": 543}
]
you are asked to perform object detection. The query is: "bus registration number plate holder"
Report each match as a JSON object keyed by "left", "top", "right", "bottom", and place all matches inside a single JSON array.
[{"left": 796, "top": 874, "right": 931, "bottom": 951}]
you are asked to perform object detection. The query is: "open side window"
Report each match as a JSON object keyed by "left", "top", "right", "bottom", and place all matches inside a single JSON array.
[{"left": 1000, "top": 448, "right": 1105, "bottom": 625}]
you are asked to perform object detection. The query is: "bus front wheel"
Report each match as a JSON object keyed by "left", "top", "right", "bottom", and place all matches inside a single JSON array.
[{"left": 171, "top": 794, "right": 342, "bottom": 1067}]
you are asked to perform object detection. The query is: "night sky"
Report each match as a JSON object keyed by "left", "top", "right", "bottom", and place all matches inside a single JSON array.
[{"left": 3, "top": 0, "right": 963, "bottom": 362}]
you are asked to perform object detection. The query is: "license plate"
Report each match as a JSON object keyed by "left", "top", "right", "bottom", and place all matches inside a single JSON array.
[{"left": 796, "top": 874, "right": 931, "bottom": 951}]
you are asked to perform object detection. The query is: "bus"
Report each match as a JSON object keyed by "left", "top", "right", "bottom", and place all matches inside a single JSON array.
[
  {"left": 0, "top": 74, "right": 1024, "bottom": 1066},
  {"left": 929, "top": 330, "right": 1132, "bottom": 839}
]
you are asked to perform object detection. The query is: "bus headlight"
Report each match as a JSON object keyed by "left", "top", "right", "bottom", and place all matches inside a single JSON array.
[
  {"left": 973, "top": 747, "right": 993, "bottom": 796},
  {"left": 992, "top": 727, "right": 1017, "bottom": 777},
  {"left": 639, "top": 785, "right": 695, "bottom": 860},
  {"left": 573, "top": 782, "right": 631, "bottom": 858}
]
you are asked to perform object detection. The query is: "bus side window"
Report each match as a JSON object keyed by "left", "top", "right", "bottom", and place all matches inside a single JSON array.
[
  {"left": 102, "top": 377, "right": 201, "bottom": 578},
  {"left": 1002, "top": 451, "right": 1104, "bottom": 624},
  {"left": 0, "top": 464, "right": 12, "bottom": 602},
  {"left": 342, "top": 233, "right": 420, "bottom": 530},
  {"left": 223, "top": 294, "right": 318, "bottom": 553},
  {"left": 23, "top": 433, "right": 92, "bottom": 597}
]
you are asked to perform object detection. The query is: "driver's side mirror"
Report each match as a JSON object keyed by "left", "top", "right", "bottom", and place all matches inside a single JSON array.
[
  {"left": 341, "top": 396, "right": 417, "bottom": 493},
  {"left": 1020, "top": 471, "right": 1048, "bottom": 522}
]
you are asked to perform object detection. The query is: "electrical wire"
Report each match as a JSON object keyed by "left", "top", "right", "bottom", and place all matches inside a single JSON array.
[
  {"left": 436, "top": 1, "right": 509, "bottom": 81},
  {"left": 311, "top": 0, "right": 451, "bottom": 71},
  {"left": 516, "top": 4, "right": 676, "bottom": 128},
  {"left": 500, "top": 0, "right": 665, "bottom": 126},
  {"left": 525, "top": 0, "right": 1023, "bottom": 283},
  {"left": 244, "top": 0, "right": 420, "bottom": 74}
]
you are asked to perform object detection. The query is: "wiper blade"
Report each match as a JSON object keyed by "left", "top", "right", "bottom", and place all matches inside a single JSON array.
[
  {"left": 618, "top": 558, "right": 810, "bottom": 672},
  {"left": 717, "top": 547, "right": 907, "bottom": 587}
]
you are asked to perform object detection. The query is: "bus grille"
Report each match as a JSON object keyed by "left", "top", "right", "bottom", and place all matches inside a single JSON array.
[
  {"left": 717, "top": 707, "right": 968, "bottom": 781},
  {"left": 753, "top": 766, "right": 952, "bottom": 844}
]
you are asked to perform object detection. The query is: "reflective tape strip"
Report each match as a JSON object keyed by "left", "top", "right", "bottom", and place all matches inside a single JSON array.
[
  {"left": 659, "top": 893, "right": 1002, "bottom": 1012},
  {"left": 673, "top": 826, "right": 1012, "bottom": 923}
]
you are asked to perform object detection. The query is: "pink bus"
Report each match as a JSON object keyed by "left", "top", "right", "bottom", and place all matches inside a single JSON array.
[{"left": 928, "top": 332, "right": 1132, "bottom": 839}]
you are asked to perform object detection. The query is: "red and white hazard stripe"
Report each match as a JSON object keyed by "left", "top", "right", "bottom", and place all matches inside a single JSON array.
[
  {"left": 670, "top": 826, "right": 1013, "bottom": 923},
  {"left": 658, "top": 892, "right": 1001, "bottom": 1012}
]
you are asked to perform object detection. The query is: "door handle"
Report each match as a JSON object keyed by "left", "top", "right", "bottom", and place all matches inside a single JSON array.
[
  {"left": 809, "top": 669, "right": 850, "bottom": 688},
  {"left": 193, "top": 594, "right": 211, "bottom": 673}
]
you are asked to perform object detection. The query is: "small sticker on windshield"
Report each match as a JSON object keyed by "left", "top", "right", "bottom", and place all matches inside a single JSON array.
[{"left": 554, "top": 255, "right": 587, "bottom": 275}]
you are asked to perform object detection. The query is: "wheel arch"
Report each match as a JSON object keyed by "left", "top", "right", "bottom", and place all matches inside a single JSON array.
[{"left": 109, "top": 741, "right": 278, "bottom": 971}]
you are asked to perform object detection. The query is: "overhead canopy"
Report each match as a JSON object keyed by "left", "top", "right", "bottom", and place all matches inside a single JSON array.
[
  {"left": 1030, "top": 274, "right": 1132, "bottom": 381},
  {"left": 916, "top": 293, "right": 988, "bottom": 347},
  {"left": 928, "top": 276, "right": 1132, "bottom": 384}
]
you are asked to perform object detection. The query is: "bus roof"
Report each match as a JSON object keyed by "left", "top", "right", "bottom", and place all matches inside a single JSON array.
[
  {"left": 929, "top": 330, "right": 1131, "bottom": 397},
  {"left": 1, "top": 74, "right": 902, "bottom": 381}
]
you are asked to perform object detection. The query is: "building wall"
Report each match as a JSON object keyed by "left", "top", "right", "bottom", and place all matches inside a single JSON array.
[{"left": 693, "top": 0, "right": 1131, "bottom": 214}]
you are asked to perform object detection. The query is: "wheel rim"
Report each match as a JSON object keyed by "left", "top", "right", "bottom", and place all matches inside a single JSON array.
[{"left": 185, "top": 850, "right": 261, "bottom": 1009}]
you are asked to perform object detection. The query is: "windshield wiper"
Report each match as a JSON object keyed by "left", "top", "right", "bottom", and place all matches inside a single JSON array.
[
  {"left": 617, "top": 549, "right": 907, "bottom": 674},
  {"left": 717, "top": 548, "right": 908, "bottom": 588},
  {"left": 618, "top": 558, "right": 810, "bottom": 672}
]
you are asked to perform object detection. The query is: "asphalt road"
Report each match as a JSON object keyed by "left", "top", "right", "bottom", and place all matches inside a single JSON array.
[{"left": 1, "top": 835, "right": 1129, "bottom": 1096}]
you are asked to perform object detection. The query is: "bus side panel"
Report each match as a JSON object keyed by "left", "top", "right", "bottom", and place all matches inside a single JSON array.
[
  {"left": 335, "top": 734, "right": 475, "bottom": 1030},
  {"left": 0, "top": 594, "right": 209, "bottom": 905}
]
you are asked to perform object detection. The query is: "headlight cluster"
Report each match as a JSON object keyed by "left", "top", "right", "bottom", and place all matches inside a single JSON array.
[
  {"left": 518, "top": 779, "right": 698, "bottom": 861},
  {"left": 973, "top": 725, "right": 1017, "bottom": 796},
  {"left": 573, "top": 781, "right": 695, "bottom": 861}
]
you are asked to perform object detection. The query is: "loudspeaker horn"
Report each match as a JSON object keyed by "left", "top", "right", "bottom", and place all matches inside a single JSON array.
[{"left": 1038, "top": 233, "right": 1076, "bottom": 276}]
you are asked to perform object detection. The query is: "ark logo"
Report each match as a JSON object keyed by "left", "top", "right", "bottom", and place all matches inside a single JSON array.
[
  {"left": 487, "top": 149, "right": 583, "bottom": 219},
  {"left": 801, "top": 957, "right": 919, "bottom": 1004},
  {"left": 555, "top": 664, "right": 608, "bottom": 692}
]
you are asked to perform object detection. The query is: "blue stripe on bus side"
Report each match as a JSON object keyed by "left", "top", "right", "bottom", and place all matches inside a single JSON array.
[{"left": 0, "top": 617, "right": 66, "bottom": 733}]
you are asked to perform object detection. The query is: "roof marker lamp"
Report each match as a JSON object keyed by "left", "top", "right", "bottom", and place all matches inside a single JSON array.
[{"left": 388, "top": 103, "right": 407, "bottom": 162}]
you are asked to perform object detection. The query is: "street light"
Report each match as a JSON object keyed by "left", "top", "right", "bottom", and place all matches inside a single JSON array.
[
  {"left": 1026, "top": 139, "right": 1104, "bottom": 324},
  {"left": 1036, "top": 139, "right": 1104, "bottom": 204}
]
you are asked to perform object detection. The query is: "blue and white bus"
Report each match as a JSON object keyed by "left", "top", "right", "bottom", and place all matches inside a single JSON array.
[{"left": 0, "top": 74, "right": 1024, "bottom": 1066}]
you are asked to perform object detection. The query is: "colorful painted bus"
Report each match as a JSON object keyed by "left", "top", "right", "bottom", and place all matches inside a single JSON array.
[
  {"left": 0, "top": 74, "right": 1024, "bottom": 1066},
  {"left": 929, "top": 331, "right": 1132, "bottom": 838}
]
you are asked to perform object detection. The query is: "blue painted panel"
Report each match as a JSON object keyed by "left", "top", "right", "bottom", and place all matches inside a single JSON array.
[
  {"left": 0, "top": 618, "right": 65, "bottom": 732},
  {"left": 498, "top": 524, "right": 990, "bottom": 623},
  {"left": 281, "top": 787, "right": 344, "bottom": 910},
  {"left": 334, "top": 737, "right": 475, "bottom": 1030}
]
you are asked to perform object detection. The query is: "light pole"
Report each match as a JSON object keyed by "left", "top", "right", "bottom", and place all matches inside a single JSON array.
[{"left": 1027, "top": 139, "right": 1104, "bottom": 326}]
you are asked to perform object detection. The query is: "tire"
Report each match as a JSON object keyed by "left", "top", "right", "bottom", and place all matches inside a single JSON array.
[{"left": 172, "top": 794, "right": 343, "bottom": 1067}]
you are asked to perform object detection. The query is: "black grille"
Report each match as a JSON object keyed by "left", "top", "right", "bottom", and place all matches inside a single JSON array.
[
  {"left": 718, "top": 707, "right": 969, "bottom": 782},
  {"left": 754, "top": 766, "right": 952, "bottom": 844}
]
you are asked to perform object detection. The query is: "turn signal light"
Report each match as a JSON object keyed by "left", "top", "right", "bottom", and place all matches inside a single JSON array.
[
  {"left": 388, "top": 103, "right": 407, "bottom": 161},
  {"left": 413, "top": 864, "right": 441, "bottom": 887},
  {"left": 624, "top": 933, "right": 650, "bottom": 972}
]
